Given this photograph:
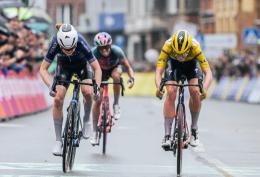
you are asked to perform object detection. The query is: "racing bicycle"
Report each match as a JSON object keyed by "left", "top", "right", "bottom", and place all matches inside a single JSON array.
[
  {"left": 159, "top": 75, "right": 203, "bottom": 176},
  {"left": 51, "top": 75, "right": 97, "bottom": 173},
  {"left": 92, "top": 77, "right": 124, "bottom": 155}
]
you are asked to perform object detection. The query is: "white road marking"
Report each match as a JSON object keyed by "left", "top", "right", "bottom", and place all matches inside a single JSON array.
[
  {"left": 0, "top": 162, "right": 259, "bottom": 176},
  {"left": 0, "top": 123, "right": 25, "bottom": 128},
  {"left": 0, "top": 162, "right": 219, "bottom": 175},
  {"left": 190, "top": 145, "right": 260, "bottom": 177}
]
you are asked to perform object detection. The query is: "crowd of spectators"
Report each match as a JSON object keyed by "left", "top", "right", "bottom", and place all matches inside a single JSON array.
[
  {"left": 211, "top": 49, "right": 260, "bottom": 81},
  {"left": 0, "top": 16, "right": 48, "bottom": 76}
]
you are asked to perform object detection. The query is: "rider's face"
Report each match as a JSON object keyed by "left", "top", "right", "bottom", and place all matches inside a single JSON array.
[
  {"left": 175, "top": 50, "right": 190, "bottom": 61},
  {"left": 99, "top": 45, "right": 111, "bottom": 57},
  {"left": 61, "top": 47, "right": 76, "bottom": 56}
]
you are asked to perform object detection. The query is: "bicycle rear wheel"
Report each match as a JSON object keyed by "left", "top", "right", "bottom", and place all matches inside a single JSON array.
[
  {"left": 176, "top": 104, "right": 184, "bottom": 176},
  {"left": 62, "top": 105, "right": 73, "bottom": 173},
  {"left": 102, "top": 102, "right": 108, "bottom": 155}
]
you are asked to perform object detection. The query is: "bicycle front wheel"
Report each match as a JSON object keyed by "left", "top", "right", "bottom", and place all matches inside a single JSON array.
[
  {"left": 102, "top": 102, "right": 108, "bottom": 155},
  {"left": 62, "top": 105, "right": 75, "bottom": 173},
  {"left": 176, "top": 104, "right": 184, "bottom": 176},
  {"left": 69, "top": 105, "right": 80, "bottom": 170}
]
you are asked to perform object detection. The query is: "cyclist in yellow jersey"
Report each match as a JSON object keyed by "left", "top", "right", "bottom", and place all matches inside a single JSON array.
[{"left": 155, "top": 30, "right": 213, "bottom": 148}]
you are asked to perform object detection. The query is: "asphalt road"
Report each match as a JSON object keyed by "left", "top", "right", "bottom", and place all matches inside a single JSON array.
[{"left": 0, "top": 97, "right": 259, "bottom": 177}]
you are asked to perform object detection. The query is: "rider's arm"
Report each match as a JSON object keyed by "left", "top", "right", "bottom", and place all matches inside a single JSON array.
[
  {"left": 193, "top": 42, "right": 212, "bottom": 90},
  {"left": 202, "top": 67, "right": 212, "bottom": 90},
  {"left": 121, "top": 59, "right": 134, "bottom": 79},
  {"left": 40, "top": 36, "right": 58, "bottom": 87},
  {"left": 40, "top": 60, "right": 52, "bottom": 87},
  {"left": 77, "top": 34, "right": 102, "bottom": 87},
  {"left": 90, "top": 59, "right": 102, "bottom": 87},
  {"left": 113, "top": 45, "right": 134, "bottom": 79},
  {"left": 155, "top": 67, "right": 165, "bottom": 89},
  {"left": 155, "top": 41, "right": 171, "bottom": 89}
]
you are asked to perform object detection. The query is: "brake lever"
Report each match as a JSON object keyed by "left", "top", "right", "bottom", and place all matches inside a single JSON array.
[
  {"left": 92, "top": 79, "right": 98, "bottom": 95},
  {"left": 198, "top": 78, "right": 203, "bottom": 94},
  {"left": 158, "top": 78, "right": 166, "bottom": 100},
  {"left": 49, "top": 75, "right": 59, "bottom": 97}
]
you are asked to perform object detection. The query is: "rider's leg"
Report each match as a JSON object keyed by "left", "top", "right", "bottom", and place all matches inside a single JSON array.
[
  {"left": 163, "top": 84, "right": 177, "bottom": 135},
  {"left": 161, "top": 84, "right": 177, "bottom": 148},
  {"left": 188, "top": 78, "right": 201, "bottom": 146},
  {"left": 189, "top": 79, "right": 201, "bottom": 129},
  {"left": 53, "top": 85, "right": 67, "bottom": 141},
  {"left": 52, "top": 85, "right": 67, "bottom": 155},
  {"left": 81, "top": 79, "right": 93, "bottom": 139},
  {"left": 111, "top": 66, "right": 122, "bottom": 105},
  {"left": 111, "top": 66, "right": 122, "bottom": 120},
  {"left": 185, "top": 60, "right": 202, "bottom": 146},
  {"left": 161, "top": 59, "right": 179, "bottom": 149},
  {"left": 90, "top": 90, "right": 103, "bottom": 145}
]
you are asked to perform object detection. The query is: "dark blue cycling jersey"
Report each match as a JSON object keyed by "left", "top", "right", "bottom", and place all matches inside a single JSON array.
[{"left": 45, "top": 33, "right": 96, "bottom": 65}]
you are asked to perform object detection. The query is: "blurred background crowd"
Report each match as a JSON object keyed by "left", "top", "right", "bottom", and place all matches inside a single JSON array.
[
  {"left": 0, "top": 18, "right": 48, "bottom": 75},
  {"left": 212, "top": 49, "right": 260, "bottom": 81},
  {"left": 1, "top": 0, "right": 260, "bottom": 81}
]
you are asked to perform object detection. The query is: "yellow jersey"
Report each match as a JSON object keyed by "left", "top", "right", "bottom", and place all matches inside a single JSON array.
[{"left": 156, "top": 38, "right": 209, "bottom": 70}]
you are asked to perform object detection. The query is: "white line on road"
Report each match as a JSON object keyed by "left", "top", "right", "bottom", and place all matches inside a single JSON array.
[
  {"left": 0, "top": 123, "right": 25, "bottom": 128},
  {"left": 190, "top": 148, "right": 260, "bottom": 177},
  {"left": 0, "top": 162, "right": 260, "bottom": 176},
  {"left": 0, "top": 162, "right": 219, "bottom": 175}
]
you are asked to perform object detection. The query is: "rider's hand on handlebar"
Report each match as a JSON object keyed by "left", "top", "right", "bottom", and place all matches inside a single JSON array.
[
  {"left": 49, "top": 86, "right": 56, "bottom": 97},
  {"left": 93, "top": 86, "right": 101, "bottom": 101},
  {"left": 200, "top": 88, "right": 207, "bottom": 100},
  {"left": 127, "top": 77, "right": 135, "bottom": 89},
  {"left": 156, "top": 89, "right": 165, "bottom": 100}
]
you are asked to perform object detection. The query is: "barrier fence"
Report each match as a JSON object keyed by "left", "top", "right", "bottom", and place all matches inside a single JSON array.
[
  {"left": 1, "top": 72, "right": 259, "bottom": 121},
  {"left": 0, "top": 71, "right": 51, "bottom": 121},
  {"left": 119, "top": 73, "right": 260, "bottom": 104}
]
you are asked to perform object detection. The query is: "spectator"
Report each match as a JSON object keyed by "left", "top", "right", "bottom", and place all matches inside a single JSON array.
[{"left": 0, "top": 16, "right": 48, "bottom": 76}]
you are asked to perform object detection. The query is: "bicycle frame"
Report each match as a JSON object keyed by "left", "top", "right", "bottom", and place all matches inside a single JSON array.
[
  {"left": 174, "top": 81, "right": 189, "bottom": 149},
  {"left": 98, "top": 84, "right": 112, "bottom": 132}
]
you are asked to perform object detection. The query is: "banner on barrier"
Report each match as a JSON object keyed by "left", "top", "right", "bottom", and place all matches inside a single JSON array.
[{"left": 0, "top": 72, "right": 50, "bottom": 120}]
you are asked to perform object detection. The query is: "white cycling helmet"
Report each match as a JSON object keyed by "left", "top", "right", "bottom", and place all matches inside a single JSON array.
[{"left": 57, "top": 24, "right": 78, "bottom": 49}]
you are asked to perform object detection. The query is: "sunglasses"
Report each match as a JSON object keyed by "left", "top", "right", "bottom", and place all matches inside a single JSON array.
[{"left": 98, "top": 45, "right": 111, "bottom": 50}]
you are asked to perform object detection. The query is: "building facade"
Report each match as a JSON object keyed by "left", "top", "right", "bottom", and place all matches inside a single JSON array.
[
  {"left": 46, "top": 0, "right": 85, "bottom": 26},
  {"left": 200, "top": 0, "right": 215, "bottom": 33},
  {"left": 214, "top": 0, "right": 260, "bottom": 51}
]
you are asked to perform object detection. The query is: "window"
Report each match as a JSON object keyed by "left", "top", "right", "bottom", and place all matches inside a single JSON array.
[
  {"left": 56, "top": 4, "right": 73, "bottom": 24},
  {"left": 256, "top": 0, "right": 260, "bottom": 19}
]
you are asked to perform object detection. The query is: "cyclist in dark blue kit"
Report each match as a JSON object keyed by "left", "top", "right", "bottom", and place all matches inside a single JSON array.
[{"left": 39, "top": 24, "right": 102, "bottom": 156}]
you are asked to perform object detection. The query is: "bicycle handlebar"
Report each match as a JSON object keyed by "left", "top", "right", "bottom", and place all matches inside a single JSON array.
[
  {"left": 159, "top": 78, "right": 204, "bottom": 96},
  {"left": 49, "top": 76, "right": 97, "bottom": 97},
  {"left": 100, "top": 77, "right": 125, "bottom": 96},
  {"left": 57, "top": 79, "right": 94, "bottom": 86}
]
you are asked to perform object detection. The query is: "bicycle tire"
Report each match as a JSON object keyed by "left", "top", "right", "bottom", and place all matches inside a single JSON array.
[
  {"left": 176, "top": 104, "right": 184, "bottom": 176},
  {"left": 102, "top": 101, "right": 108, "bottom": 155},
  {"left": 62, "top": 105, "right": 74, "bottom": 173},
  {"left": 69, "top": 104, "right": 80, "bottom": 170}
]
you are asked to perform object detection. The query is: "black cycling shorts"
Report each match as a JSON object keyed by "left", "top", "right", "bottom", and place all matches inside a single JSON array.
[
  {"left": 102, "top": 65, "right": 122, "bottom": 81},
  {"left": 55, "top": 62, "right": 93, "bottom": 88},
  {"left": 164, "top": 59, "right": 202, "bottom": 82}
]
